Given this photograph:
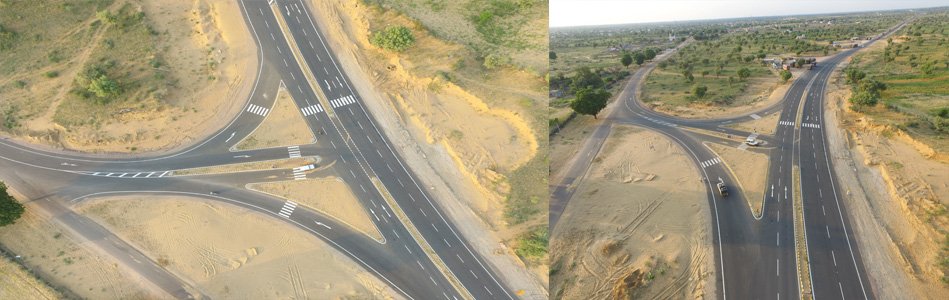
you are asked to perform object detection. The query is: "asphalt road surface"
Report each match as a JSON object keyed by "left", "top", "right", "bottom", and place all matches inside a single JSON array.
[
  {"left": 550, "top": 22, "right": 906, "bottom": 300},
  {"left": 0, "top": 1, "right": 520, "bottom": 299}
]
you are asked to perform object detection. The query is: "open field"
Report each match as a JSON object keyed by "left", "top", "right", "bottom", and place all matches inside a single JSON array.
[
  {"left": 551, "top": 126, "right": 712, "bottom": 300},
  {"left": 0, "top": 252, "right": 62, "bottom": 300},
  {"left": 0, "top": 190, "right": 161, "bottom": 299},
  {"left": 847, "top": 11, "right": 949, "bottom": 152},
  {"left": 631, "top": 11, "right": 905, "bottom": 118},
  {"left": 76, "top": 196, "right": 398, "bottom": 299},
  {"left": 0, "top": 0, "right": 255, "bottom": 153}
]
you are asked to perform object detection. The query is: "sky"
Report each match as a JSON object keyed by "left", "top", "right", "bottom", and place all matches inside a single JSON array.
[{"left": 550, "top": 0, "right": 949, "bottom": 27}]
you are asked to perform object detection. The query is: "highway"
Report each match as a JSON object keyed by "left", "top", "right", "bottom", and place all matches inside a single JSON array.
[
  {"left": 0, "top": 0, "right": 520, "bottom": 299},
  {"left": 551, "top": 22, "right": 906, "bottom": 299}
]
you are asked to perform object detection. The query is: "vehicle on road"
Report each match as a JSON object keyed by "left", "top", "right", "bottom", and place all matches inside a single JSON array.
[
  {"left": 717, "top": 182, "right": 729, "bottom": 196},
  {"left": 745, "top": 137, "right": 761, "bottom": 146}
]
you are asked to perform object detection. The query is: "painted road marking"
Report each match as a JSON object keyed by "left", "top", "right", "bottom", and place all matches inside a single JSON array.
[
  {"left": 779, "top": 120, "right": 795, "bottom": 126},
  {"left": 277, "top": 201, "right": 297, "bottom": 218},
  {"left": 329, "top": 95, "right": 356, "bottom": 108},
  {"left": 291, "top": 169, "right": 307, "bottom": 180},
  {"left": 750, "top": 113, "right": 761, "bottom": 120},
  {"left": 642, "top": 115, "right": 677, "bottom": 127},
  {"left": 247, "top": 104, "right": 270, "bottom": 116},
  {"left": 300, "top": 104, "right": 324, "bottom": 116},
  {"left": 287, "top": 145, "right": 301, "bottom": 158},
  {"left": 700, "top": 157, "right": 722, "bottom": 168},
  {"left": 803, "top": 123, "right": 821, "bottom": 128}
]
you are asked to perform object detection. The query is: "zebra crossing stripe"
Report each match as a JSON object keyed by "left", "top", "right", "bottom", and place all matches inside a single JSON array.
[
  {"left": 287, "top": 146, "right": 301, "bottom": 158},
  {"left": 300, "top": 104, "right": 324, "bottom": 116},
  {"left": 278, "top": 201, "right": 297, "bottom": 218},
  {"left": 247, "top": 104, "right": 270, "bottom": 116},
  {"left": 330, "top": 95, "right": 356, "bottom": 108},
  {"left": 750, "top": 114, "right": 761, "bottom": 120},
  {"left": 701, "top": 157, "right": 722, "bottom": 168}
]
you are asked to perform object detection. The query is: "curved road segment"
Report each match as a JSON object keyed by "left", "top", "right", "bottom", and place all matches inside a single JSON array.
[
  {"left": 0, "top": 1, "right": 519, "bottom": 299},
  {"left": 550, "top": 22, "right": 907, "bottom": 300}
]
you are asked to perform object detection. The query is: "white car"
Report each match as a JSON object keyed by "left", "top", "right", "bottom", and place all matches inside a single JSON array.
[{"left": 745, "top": 137, "right": 761, "bottom": 146}]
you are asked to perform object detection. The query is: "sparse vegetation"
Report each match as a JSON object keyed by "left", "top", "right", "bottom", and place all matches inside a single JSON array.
[{"left": 513, "top": 226, "right": 548, "bottom": 263}]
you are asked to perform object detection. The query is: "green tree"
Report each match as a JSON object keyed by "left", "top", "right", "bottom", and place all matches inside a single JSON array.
[
  {"left": 370, "top": 26, "right": 415, "bottom": 52},
  {"left": 570, "top": 67, "right": 604, "bottom": 91},
  {"left": 644, "top": 48, "right": 657, "bottom": 60},
  {"left": 633, "top": 52, "right": 646, "bottom": 66},
  {"left": 736, "top": 67, "right": 751, "bottom": 80},
  {"left": 845, "top": 67, "right": 866, "bottom": 84},
  {"left": 693, "top": 85, "right": 708, "bottom": 98},
  {"left": 780, "top": 70, "right": 792, "bottom": 83},
  {"left": 549, "top": 51, "right": 557, "bottom": 60},
  {"left": 0, "top": 182, "right": 25, "bottom": 227},
  {"left": 682, "top": 69, "right": 694, "bottom": 83},
  {"left": 570, "top": 87, "right": 611, "bottom": 119},
  {"left": 621, "top": 53, "right": 633, "bottom": 68},
  {"left": 89, "top": 75, "right": 120, "bottom": 99}
]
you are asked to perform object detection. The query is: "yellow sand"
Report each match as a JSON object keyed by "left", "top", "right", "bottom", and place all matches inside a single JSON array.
[
  {"left": 235, "top": 85, "right": 315, "bottom": 151},
  {"left": 0, "top": 252, "right": 62, "bottom": 299},
  {"left": 0, "top": 190, "right": 162, "bottom": 299},
  {"left": 248, "top": 177, "right": 381, "bottom": 241},
  {"left": 707, "top": 142, "right": 770, "bottom": 217},
  {"left": 174, "top": 157, "right": 317, "bottom": 176},
  {"left": 551, "top": 126, "right": 713, "bottom": 299},
  {"left": 76, "top": 196, "right": 397, "bottom": 299}
]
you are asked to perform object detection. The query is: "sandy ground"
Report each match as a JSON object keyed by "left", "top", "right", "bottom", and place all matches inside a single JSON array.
[
  {"left": 549, "top": 114, "right": 603, "bottom": 178},
  {"left": 248, "top": 177, "right": 382, "bottom": 241},
  {"left": 551, "top": 126, "right": 714, "bottom": 300},
  {"left": 0, "top": 190, "right": 162, "bottom": 299},
  {"left": 651, "top": 71, "right": 799, "bottom": 119},
  {"left": 234, "top": 84, "right": 315, "bottom": 151},
  {"left": 303, "top": 0, "right": 548, "bottom": 296},
  {"left": 707, "top": 143, "right": 770, "bottom": 217},
  {"left": 174, "top": 157, "right": 318, "bottom": 176},
  {"left": 0, "top": 253, "right": 62, "bottom": 299},
  {"left": 725, "top": 111, "right": 781, "bottom": 135},
  {"left": 7, "top": 0, "right": 257, "bottom": 154},
  {"left": 824, "top": 59, "right": 949, "bottom": 299},
  {"left": 76, "top": 196, "right": 399, "bottom": 299}
]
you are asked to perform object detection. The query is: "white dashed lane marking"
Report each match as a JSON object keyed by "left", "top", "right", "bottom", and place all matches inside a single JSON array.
[
  {"left": 88, "top": 171, "right": 170, "bottom": 178},
  {"left": 287, "top": 145, "right": 302, "bottom": 158},
  {"left": 300, "top": 104, "right": 324, "bottom": 116},
  {"left": 277, "top": 201, "right": 297, "bottom": 218},
  {"left": 329, "top": 95, "right": 357, "bottom": 108},
  {"left": 247, "top": 104, "right": 270, "bottom": 116}
]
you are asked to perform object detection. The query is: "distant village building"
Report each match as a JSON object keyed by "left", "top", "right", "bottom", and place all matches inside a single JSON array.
[{"left": 669, "top": 33, "right": 676, "bottom": 42}]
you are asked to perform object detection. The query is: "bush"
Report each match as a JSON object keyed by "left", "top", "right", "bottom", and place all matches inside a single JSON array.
[
  {"left": 780, "top": 70, "right": 792, "bottom": 83},
  {"left": 693, "top": 85, "right": 708, "bottom": 98},
  {"left": 370, "top": 26, "right": 415, "bottom": 52},
  {"left": 514, "top": 227, "right": 548, "bottom": 262},
  {"left": 0, "top": 182, "right": 25, "bottom": 227},
  {"left": 44, "top": 71, "right": 59, "bottom": 78}
]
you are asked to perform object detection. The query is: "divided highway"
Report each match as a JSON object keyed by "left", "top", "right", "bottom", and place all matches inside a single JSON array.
[
  {"left": 551, "top": 22, "right": 906, "bottom": 300},
  {"left": 0, "top": 0, "right": 522, "bottom": 299}
]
